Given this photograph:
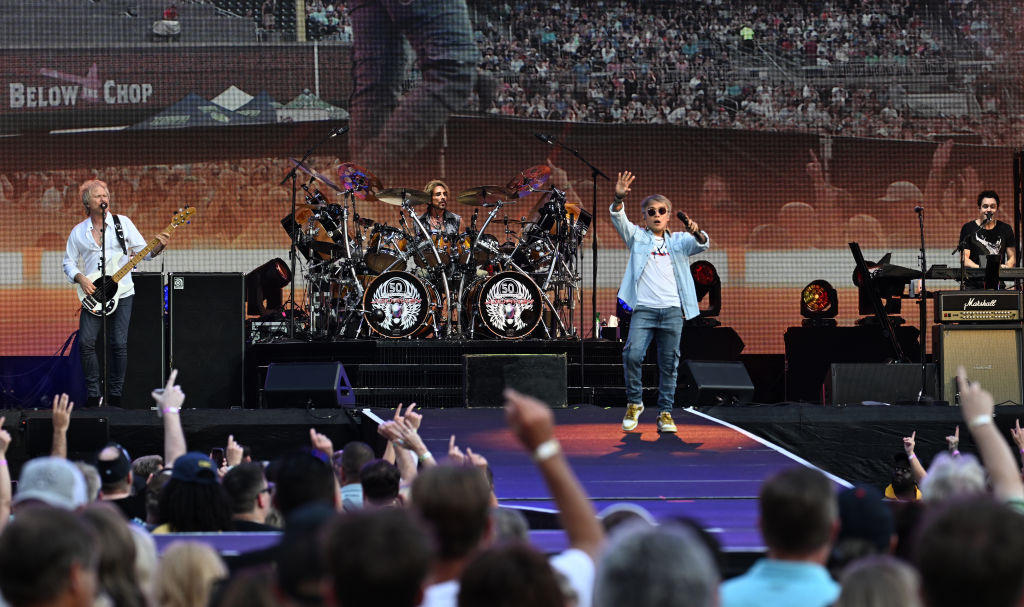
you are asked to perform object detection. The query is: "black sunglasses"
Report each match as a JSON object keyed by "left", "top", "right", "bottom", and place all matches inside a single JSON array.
[{"left": 646, "top": 207, "right": 668, "bottom": 216}]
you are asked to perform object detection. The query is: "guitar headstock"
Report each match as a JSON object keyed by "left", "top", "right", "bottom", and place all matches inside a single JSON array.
[{"left": 171, "top": 207, "right": 196, "bottom": 228}]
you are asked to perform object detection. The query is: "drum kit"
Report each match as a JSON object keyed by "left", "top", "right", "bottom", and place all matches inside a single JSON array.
[{"left": 282, "top": 160, "right": 591, "bottom": 340}]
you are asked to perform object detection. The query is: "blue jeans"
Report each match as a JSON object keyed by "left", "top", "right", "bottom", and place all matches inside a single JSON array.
[
  {"left": 348, "top": 0, "right": 479, "bottom": 175},
  {"left": 79, "top": 295, "right": 133, "bottom": 398},
  {"left": 622, "top": 306, "right": 683, "bottom": 413}
]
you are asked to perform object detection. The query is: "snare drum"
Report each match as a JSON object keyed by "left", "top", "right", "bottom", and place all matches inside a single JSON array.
[
  {"left": 412, "top": 233, "right": 454, "bottom": 268},
  {"left": 362, "top": 271, "right": 438, "bottom": 338},
  {"left": 365, "top": 225, "right": 409, "bottom": 274},
  {"left": 464, "top": 271, "right": 542, "bottom": 338}
]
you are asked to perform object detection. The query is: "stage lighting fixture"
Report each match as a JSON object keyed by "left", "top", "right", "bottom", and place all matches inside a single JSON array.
[
  {"left": 245, "top": 258, "right": 292, "bottom": 316},
  {"left": 689, "top": 260, "right": 721, "bottom": 327},
  {"left": 800, "top": 280, "right": 838, "bottom": 327}
]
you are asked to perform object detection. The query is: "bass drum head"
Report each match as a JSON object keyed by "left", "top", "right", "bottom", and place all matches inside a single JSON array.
[
  {"left": 363, "top": 271, "right": 434, "bottom": 338},
  {"left": 475, "top": 271, "right": 542, "bottom": 338}
]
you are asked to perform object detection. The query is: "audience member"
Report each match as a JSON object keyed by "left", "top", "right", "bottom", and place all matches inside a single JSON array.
[
  {"left": 153, "top": 541, "right": 228, "bottom": 607},
  {"left": 13, "top": 456, "right": 88, "bottom": 513},
  {"left": 333, "top": 440, "right": 374, "bottom": 511},
  {"left": 96, "top": 443, "right": 147, "bottom": 521},
  {"left": 594, "top": 520, "right": 719, "bottom": 607},
  {"left": 720, "top": 466, "right": 839, "bottom": 607},
  {"left": 153, "top": 452, "right": 233, "bottom": 533},
  {"left": 0, "top": 507, "right": 99, "bottom": 607},
  {"left": 322, "top": 508, "right": 433, "bottom": 607},
  {"left": 360, "top": 458, "right": 402, "bottom": 508},
  {"left": 79, "top": 503, "right": 147, "bottom": 607},
  {"left": 828, "top": 485, "right": 895, "bottom": 578},
  {"left": 222, "top": 462, "right": 277, "bottom": 531},
  {"left": 835, "top": 555, "right": 922, "bottom": 607},
  {"left": 268, "top": 449, "right": 338, "bottom": 519},
  {"left": 459, "top": 542, "right": 567, "bottom": 607}
]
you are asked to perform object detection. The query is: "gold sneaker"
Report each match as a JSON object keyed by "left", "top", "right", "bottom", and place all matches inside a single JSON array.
[
  {"left": 656, "top": 411, "right": 677, "bottom": 433},
  {"left": 622, "top": 403, "right": 644, "bottom": 432}
]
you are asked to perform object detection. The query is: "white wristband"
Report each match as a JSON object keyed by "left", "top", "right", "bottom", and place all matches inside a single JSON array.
[
  {"left": 532, "top": 439, "right": 561, "bottom": 462},
  {"left": 967, "top": 414, "right": 993, "bottom": 429}
]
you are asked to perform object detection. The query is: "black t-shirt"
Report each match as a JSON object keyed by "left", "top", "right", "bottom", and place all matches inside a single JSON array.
[{"left": 959, "top": 219, "right": 1015, "bottom": 265}]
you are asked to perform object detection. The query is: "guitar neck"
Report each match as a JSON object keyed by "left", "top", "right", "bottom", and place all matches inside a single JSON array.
[{"left": 110, "top": 223, "right": 171, "bottom": 282}]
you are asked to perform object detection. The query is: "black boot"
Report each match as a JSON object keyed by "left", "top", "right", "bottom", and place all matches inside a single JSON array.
[
  {"left": 107, "top": 395, "right": 122, "bottom": 408},
  {"left": 86, "top": 396, "right": 101, "bottom": 408}
]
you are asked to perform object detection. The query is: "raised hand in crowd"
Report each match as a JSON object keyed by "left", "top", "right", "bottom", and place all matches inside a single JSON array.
[
  {"left": 225, "top": 434, "right": 244, "bottom": 467},
  {"left": 50, "top": 393, "right": 74, "bottom": 459},
  {"left": 957, "top": 366, "right": 1024, "bottom": 502},
  {"left": 946, "top": 425, "right": 960, "bottom": 454},
  {"left": 901, "top": 430, "right": 927, "bottom": 483},
  {"left": 1011, "top": 419, "right": 1024, "bottom": 473},
  {"left": 153, "top": 368, "right": 187, "bottom": 467},
  {"left": 378, "top": 403, "right": 435, "bottom": 469},
  {"left": 310, "top": 428, "right": 334, "bottom": 459},
  {"left": 504, "top": 388, "right": 604, "bottom": 561}
]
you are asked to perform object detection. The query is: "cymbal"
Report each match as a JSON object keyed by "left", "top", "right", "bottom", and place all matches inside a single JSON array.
[
  {"left": 337, "top": 162, "right": 383, "bottom": 198},
  {"left": 456, "top": 185, "right": 511, "bottom": 207},
  {"left": 506, "top": 165, "right": 551, "bottom": 198},
  {"left": 290, "top": 158, "right": 343, "bottom": 193},
  {"left": 373, "top": 188, "right": 431, "bottom": 206}
]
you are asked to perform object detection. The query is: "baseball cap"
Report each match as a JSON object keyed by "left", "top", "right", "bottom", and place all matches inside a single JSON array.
[
  {"left": 95, "top": 443, "right": 132, "bottom": 484},
  {"left": 13, "top": 456, "right": 89, "bottom": 510},
  {"left": 837, "top": 485, "right": 894, "bottom": 551},
  {"left": 171, "top": 452, "right": 219, "bottom": 485}
]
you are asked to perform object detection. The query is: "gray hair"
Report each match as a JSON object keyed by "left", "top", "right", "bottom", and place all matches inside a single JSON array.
[
  {"left": 920, "top": 452, "right": 987, "bottom": 504},
  {"left": 79, "top": 179, "right": 108, "bottom": 211},
  {"left": 837, "top": 555, "right": 922, "bottom": 607},
  {"left": 594, "top": 521, "right": 718, "bottom": 607},
  {"left": 640, "top": 194, "right": 672, "bottom": 213}
]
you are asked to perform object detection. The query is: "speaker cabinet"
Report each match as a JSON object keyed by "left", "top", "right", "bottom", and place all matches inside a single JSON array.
[
  {"left": 263, "top": 362, "right": 355, "bottom": 408},
  {"left": 464, "top": 354, "right": 567, "bottom": 408},
  {"left": 934, "top": 325, "right": 1023, "bottom": 406},
  {"left": 123, "top": 272, "right": 165, "bottom": 409},
  {"left": 169, "top": 273, "right": 244, "bottom": 408},
  {"left": 678, "top": 360, "right": 755, "bottom": 406},
  {"left": 827, "top": 363, "right": 938, "bottom": 405}
]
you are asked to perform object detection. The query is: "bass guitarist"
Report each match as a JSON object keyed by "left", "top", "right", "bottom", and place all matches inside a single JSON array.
[{"left": 62, "top": 179, "right": 171, "bottom": 407}]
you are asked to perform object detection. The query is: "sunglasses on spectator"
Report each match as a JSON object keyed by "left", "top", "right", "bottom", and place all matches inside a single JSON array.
[{"left": 646, "top": 207, "right": 668, "bottom": 216}]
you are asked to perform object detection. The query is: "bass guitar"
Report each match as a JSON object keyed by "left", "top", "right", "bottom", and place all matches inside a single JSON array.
[{"left": 76, "top": 207, "right": 195, "bottom": 316}]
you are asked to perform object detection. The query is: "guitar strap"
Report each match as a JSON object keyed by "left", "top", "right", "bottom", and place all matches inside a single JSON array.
[{"left": 111, "top": 214, "right": 128, "bottom": 256}]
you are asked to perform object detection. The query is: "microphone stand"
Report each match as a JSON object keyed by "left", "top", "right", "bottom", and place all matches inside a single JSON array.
[
  {"left": 914, "top": 206, "right": 931, "bottom": 404},
  {"left": 541, "top": 137, "right": 610, "bottom": 404},
  {"left": 278, "top": 125, "right": 347, "bottom": 339}
]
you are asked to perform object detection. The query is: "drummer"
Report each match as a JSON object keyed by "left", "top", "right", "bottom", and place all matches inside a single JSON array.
[{"left": 419, "top": 180, "right": 461, "bottom": 236}]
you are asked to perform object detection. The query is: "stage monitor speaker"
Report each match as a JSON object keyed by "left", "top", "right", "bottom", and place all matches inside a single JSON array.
[
  {"left": 934, "top": 325, "right": 1023, "bottom": 406},
  {"left": 827, "top": 363, "right": 938, "bottom": 405},
  {"left": 464, "top": 354, "right": 567, "bottom": 408},
  {"left": 263, "top": 362, "right": 355, "bottom": 408},
  {"left": 679, "top": 360, "right": 755, "bottom": 406},
  {"left": 123, "top": 272, "right": 165, "bottom": 409},
  {"left": 25, "top": 416, "right": 109, "bottom": 460},
  {"left": 169, "top": 273, "right": 244, "bottom": 408}
]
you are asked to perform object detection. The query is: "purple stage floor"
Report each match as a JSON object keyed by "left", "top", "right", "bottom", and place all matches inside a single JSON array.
[{"left": 393, "top": 405, "right": 852, "bottom": 553}]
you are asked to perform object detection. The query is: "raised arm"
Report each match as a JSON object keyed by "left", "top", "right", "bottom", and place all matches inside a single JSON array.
[
  {"left": 153, "top": 369, "right": 187, "bottom": 467},
  {"left": 902, "top": 430, "right": 928, "bottom": 482},
  {"left": 504, "top": 388, "right": 603, "bottom": 560},
  {"left": 0, "top": 416, "right": 10, "bottom": 532},
  {"left": 957, "top": 367, "right": 1024, "bottom": 502},
  {"left": 50, "top": 393, "right": 74, "bottom": 459}
]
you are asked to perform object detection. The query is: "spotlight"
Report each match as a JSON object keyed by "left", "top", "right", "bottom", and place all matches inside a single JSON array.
[
  {"left": 800, "top": 280, "right": 837, "bottom": 327},
  {"left": 688, "top": 260, "right": 721, "bottom": 327},
  {"left": 246, "top": 258, "right": 292, "bottom": 316}
]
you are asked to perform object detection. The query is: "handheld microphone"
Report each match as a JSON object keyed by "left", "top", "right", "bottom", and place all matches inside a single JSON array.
[
  {"left": 676, "top": 211, "right": 694, "bottom": 233},
  {"left": 535, "top": 133, "right": 556, "bottom": 145},
  {"left": 328, "top": 125, "right": 350, "bottom": 138}
]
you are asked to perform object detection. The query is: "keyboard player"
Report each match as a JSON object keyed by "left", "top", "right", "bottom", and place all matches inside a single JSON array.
[{"left": 958, "top": 190, "right": 1016, "bottom": 289}]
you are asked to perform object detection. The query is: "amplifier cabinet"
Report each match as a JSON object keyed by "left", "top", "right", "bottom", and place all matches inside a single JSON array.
[
  {"left": 933, "top": 324, "right": 1023, "bottom": 406},
  {"left": 934, "top": 290, "right": 1022, "bottom": 323}
]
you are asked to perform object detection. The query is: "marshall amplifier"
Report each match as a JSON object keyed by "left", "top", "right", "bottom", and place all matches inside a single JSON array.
[{"left": 934, "top": 290, "right": 1022, "bottom": 323}]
